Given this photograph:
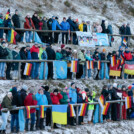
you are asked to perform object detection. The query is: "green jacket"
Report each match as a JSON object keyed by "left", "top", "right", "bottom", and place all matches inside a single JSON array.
[
  {"left": 78, "top": 51, "right": 86, "bottom": 65},
  {"left": 6, "top": 48, "right": 13, "bottom": 59},
  {"left": 56, "top": 52, "right": 62, "bottom": 60},
  {"left": 88, "top": 91, "right": 96, "bottom": 110},
  {"left": 60, "top": 91, "right": 69, "bottom": 104},
  {"left": 1, "top": 95, "right": 13, "bottom": 113}
]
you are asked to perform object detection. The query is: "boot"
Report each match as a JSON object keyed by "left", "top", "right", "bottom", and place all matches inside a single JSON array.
[
  {"left": 25, "top": 123, "right": 29, "bottom": 131},
  {"left": 30, "top": 124, "right": 34, "bottom": 131}
]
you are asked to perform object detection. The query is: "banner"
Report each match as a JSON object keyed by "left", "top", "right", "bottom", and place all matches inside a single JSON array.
[
  {"left": 109, "top": 64, "right": 121, "bottom": 77},
  {"left": 53, "top": 61, "right": 67, "bottom": 79},
  {"left": 93, "top": 33, "right": 109, "bottom": 46},
  {"left": 76, "top": 31, "right": 95, "bottom": 47},
  {"left": 124, "top": 61, "right": 134, "bottom": 75},
  {"left": 23, "top": 63, "right": 32, "bottom": 76},
  {"left": 34, "top": 32, "right": 43, "bottom": 44}
]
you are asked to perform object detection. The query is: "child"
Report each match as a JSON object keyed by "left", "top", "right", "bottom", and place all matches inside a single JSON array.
[{"left": 87, "top": 90, "right": 96, "bottom": 124}]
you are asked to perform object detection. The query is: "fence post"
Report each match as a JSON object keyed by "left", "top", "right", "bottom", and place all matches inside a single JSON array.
[
  {"left": 18, "top": 61, "right": 21, "bottom": 81},
  {"left": 127, "top": 37, "right": 130, "bottom": 47},
  {"left": 43, "top": 62, "right": 46, "bottom": 80},
  {"left": 52, "top": 32, "right": 54, "bottom": 43},
  {"left": 76, "top": 105, "right": 79, "bottom": 125},
  {"left": 120, "top": 101, "right": 122, "bottom": 120}
]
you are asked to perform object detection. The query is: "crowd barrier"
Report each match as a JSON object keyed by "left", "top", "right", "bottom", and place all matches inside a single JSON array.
[
  {"left": 1, "top": 100, "right": 125, "bottom": 128},
  {"left": 0, "top": 27, "right": 133, "bottom": 45},
  {"left": 0, "top": 59, "right": 126, "bottom": 80}
]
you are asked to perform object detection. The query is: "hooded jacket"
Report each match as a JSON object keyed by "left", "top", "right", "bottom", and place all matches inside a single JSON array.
[
  {"left": 50, "top": 93, "right": 63, "bottom": 104},
  {"left": 60, "top": 21, "right": 70, "bottom": 31},
  {"left": 69, "top": 87, "right": 77, "bottom": 104},
  {"left": 30, "top": 45, "right": 39, "bottom": 59}
]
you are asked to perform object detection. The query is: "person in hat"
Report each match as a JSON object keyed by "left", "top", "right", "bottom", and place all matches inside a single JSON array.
[
  {"left": 101, "top": 20, "right": 106, "bottom": 33},
  {"left": 78, "top": 20, "right": 87, "bottom": 32},
  {"left": 12, "top": 9, "right": 20, "bottom": 28},
  {"left": 60, "top": 17, "right": 70, "bottom": 44},
  {"left": 32, "top": 12, "right": 39, "bottom": 30},
  {"left": 24, "top": 13, "right": 35, "bottom": 43},
  {"left": 96, "top": 22, "right": 102, "bottom": 33},
  {"left": 0, "top": 92, "right": 13, "bottom": 134},
  {"left": 35, "top": 88, "right": 48, "bottom": 130},
  {"left": 0, "top": 13, "right": 4, "bottom": 40},
  {"left": 61, "top": 44, "right": 67, "bottom": 60},
  {"left": 56, "top": 47, "right": 62, "bottom": 60},
  {"left": 86, "top": 21, "right": 91, "bottom": 32},
  {"left": 39, "top": 44, "right": 48, "bottom": 80},
  {"left": 123, "top": 47, "right": 132, "bottom": 61},
  {"left": 24, "top": 89, "right": 37, "bottom": 131},
  {"left": 0, "top": 41, "right": 8, "bottom": 80}
]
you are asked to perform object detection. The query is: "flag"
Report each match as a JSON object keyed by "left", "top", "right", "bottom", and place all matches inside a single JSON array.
[
  {"left": 125, "top": 96, "right": 132, "bottom": 109},
  {"left": 102, "top": 102, "right": 110, "bottom": 115},
  {"left": 109, "top": 64, "right": 121, "bottom": 77},
  {"left": 34, "top": 32, "right": 43, "bottom": 44},
  {"left": 5, "top": 9, "right": 10, "bottom": 20},
  {"left": 98, "top": 60, "right": 101, "bottom": 70},
  {"left": 19, "top": 109, "right": 25, "bottom": 132},
  {"left": 111, "top": 56, "right": 116, "bottom": 67},
  {"left": 98, "top": 95, "right": 105, "bottom": 108},
  {"left": 69, "top": 104, "right": 76, "bottom": 117},
  {"left": 79, "top": 103, "right": 87, "bottom": 116},
  {"left": 71, "top": 60, "right": 79, "bottom": 72},
  {"left": 40, "top": 105, "right": 45, "bottom": 118},
  {"left": 123, "top": 38, "right": 127, "bottom": 46},
  {"left": 121, "top": 55, "right": 125, "bottom": 65},
  {"left": 90, "top": 61, "right": 94, "bottom": 69},
  {"left": 52, "top": 105, "right": 68, "bottom": 125},
  {"left": 124, "top": 61, "right": 134, "bottom": 75},
  {"left": 53, "top": 61, "right": 67, "bottom": 79},
  {"left": 10, "top": 29, "right": 17, "bottom": 44},
  {"left": 23, "top": 63, "right": 32, "bottom": 76},
  {"left": 67, "top": 62, "right": 71, "bottom": 68},
  {"left": 117, "top": 59, "right": 120, "bottom": 65},
  {"left": 25, "top": 106, "right": 31, "bottom": 119},
  {"left": 87, "top": 61, "right": 90, "bottom": 69}
]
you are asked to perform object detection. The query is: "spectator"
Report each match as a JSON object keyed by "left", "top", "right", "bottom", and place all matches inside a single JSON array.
[
  {"left": 0, "top": 13, "right": 4, "bottom": 40},
  {"left": 61, "top": 44, "right": 67, "bottom": 60},
  {"left": 0, "top": 41, "right": 8, "bottom": 80},
  {"left": 96, "top": 22, "right": 102, "bottom": 33},
  {"left": 61, "top": 17, "right": 70, "bottom": 44},
  {"left": 101, "top": 20, "right": 106, "bottom": 33},
  {"left": 126, "top": 23, "right": 131, "bottom": 46},
  {"left": 60, "top": 88, "right": 69, "bottom": 104},
  {"left": 30, "top": 43, "right": 40, "bottom": 79},
  {"left": 35, "top": 88, "right": 48, "bottom": 130},
  {"left": 123, "top": 47, "right": 132, "bottom": 61},
  {"left": 10, "top": 87, "right": 19, "bottom": 133},
  {"left": 12, "top": 9, "right": 20, "bottom": 28},
  {"left": 56, "top": 47, "right": 62, "bottom": 60},
  {"left": 32, "top": 12, "right": 39, "bottom": 30},
  {"left": 24, "top": 13, "right": 35, "bottom": 43},
  {"left": 38, "top": 17, "right": 43, "bottom": 40},
  {"left": 73, "top": 19, "right": 79, "bottom": 45},
  {"left": 107, "top": 23, "right": 113, "bottom": 47},
  {"left": 46, "top": 44, "right": 56, "bottom": 79},
  {"left": 86, "top": 21, "right": 91, "bottom": 32},
  {"left": 24, "top": 89, "right": 37, "bottom": 131},
  {"left": 39, "top": 44, "right": 48, "bottom": 80},
  {"left": 92, "top": 22, "right": 97, "bottom": 33},
  {"left": 42, "top": 17, "right": 49, "bottom": 43},
  {"left": 67, "top": 16, "right": 76, "bottom": 31},
  {"left": 79, "top": 20, "right": 87, "bottom": 32},
  {"left": 0, "top": 92, "right": 13, "bottom": 134}
]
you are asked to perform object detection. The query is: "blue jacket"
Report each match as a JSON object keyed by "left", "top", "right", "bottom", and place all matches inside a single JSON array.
[
  {"left": 85, "top": 54, "right": 93, "bottom": 61},
  {"left": 27, "top": 50, "right": 32, "bottom": 60},
  {"left": 67, "top": 18, "right": 76, "bottom": 31},
  {"left": 69, "top": 87, "right": 77, "bottom": 104},
  {"left": 35, "top": 93, "right": 48, "bottom": 111},
  {"left": 52, "top": 19, "right": 61, "bottom": 31},
  {"left": 61, "top": 21, "right": 70, "bottom": 31}
]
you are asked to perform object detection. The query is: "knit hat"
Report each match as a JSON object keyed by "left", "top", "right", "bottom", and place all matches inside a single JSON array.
[
  {"left": 71, "top": 82, "right": 75, "bottom": 87},
  {"left": 85, "top": 88, "right": 89, "bottom": 92},
  {"left": 103, "top": 48, "right": 106, "bottom": 52},
  {"left": 15, "top": 9, "right": 18, "bottom": 12},
  {"left": 42, "top": 86, "right": 49, "bottom": 91},
  {"left": 1, "top": 41, "right": 6, "bottom": 45},
  {"left": 29, "top": 89, "right": 34, "bottom": 94},
  {"left": 22, "top": 85, "right": 28, "bottom": 91},
  {"left": 61, "top": 44, "right": 65, "bottom": 49},
  {"left": 113, "top": 83, "right": 117, "bottom": 88},
  {"left": 53, "top": 89, "right": 58, "bottom": 93},
  {"left": 27, "top": 13, "right": 30, "bottom": 16},
  {"left": 117, "top": 85, "right": 122, "bottom": 89},
  {"left": 128, "top": 85, "right": 132, "bottom": 90},
  {"left": 7, "top": 92, "right": 12, "bottom": 95},
  {"left": 26, "top": 44, "right": 30, "bottom": 48}
]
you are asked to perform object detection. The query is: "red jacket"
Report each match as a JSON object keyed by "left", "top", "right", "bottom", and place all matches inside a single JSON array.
[
  {"left": 24, "top": 93, "right": 37, "bottom": 113},
  {"left": 124, "top": 51, "right": 132, "bottom": 61},
  {"left": 24, "top": 17, "right": 35, "bottom": 29},
  {"left": 50, "top": 93, "right": 63, "bottom": 104},
  {"left": 122, "top": 91, "right": 128, "bottom": 100},
  {"left": 39, "top": 21, "right": 43, "bottom": 30}
]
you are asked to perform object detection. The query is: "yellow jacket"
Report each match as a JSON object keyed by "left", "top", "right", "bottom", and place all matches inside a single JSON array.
[{"left": 79, "top": 23, "right": 83, "bottom": 31}]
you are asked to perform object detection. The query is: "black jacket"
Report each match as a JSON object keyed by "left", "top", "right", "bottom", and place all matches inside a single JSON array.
[
  {"left": 12, "top": 14, "right": 20, "bottom": 28},
  {"left": 12, "top": 50, "right": 20, "bottom": 70},
  {"left": 46, "top": 47, "right": 56, "bottom": 60},
  {"left": 67, "top": 18, "right": 75, "bottom": 31},
  {"left": 0, "top": 46, "right": 8, "bottom": 59},
  {"left": 19, "top": 47, "right": 27, "bottom": 60},
  {"left": 32, "top": 15, "right": 39, "bottom": 29},
  {"left": 44, "top": 91, "right": 52, "bottom": 105},
  {"left": 18, "top": 89, "right": 27, "bottom": 106},
  {"left": 111, "top": 87, "right": 121, "bottom": 100}
]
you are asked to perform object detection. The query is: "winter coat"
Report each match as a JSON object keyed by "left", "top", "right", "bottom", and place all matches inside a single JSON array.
[
  {"left": 60, "top": 21, "right": 70, "bottom": 31},
  {"left": 61, "top": 49, "right": 67, "bottom": 60},
  {"left": 67, "top": 18, "right": 76, "bottom": 31},
  {"left": 111, "top": 87, "right": 121, "bottom": 100},
  {"left": 122, "top": 91, "right": 128, "bottom": 100},
  {"left": 42, "top": 20, "right": 49, "bottom": 36},
  {"left": 100, "top": 52, "right": 106, "bottom": 60},
  {"left": 19, "top": 47, "right": 27, "bottom": 60},
  {"left": 35, "top": 92, "right": 48, "bottom": 111},
  {"left": 30, "top": 45, "right": 39, "bottom": 59},
  {"left": 0, "top": 46, "right": 9, "bottom": 59},
  {"left": 126, "top": 26, "right": 131, "bottom": 35},
  {"left": 88, "top": 91, "right": 96, "bottom": 110},
  {"left": 0, "top": 18, "right": 4, "bottom": 27},
  {"left": 96, "top": 25, "right": 102, "bottom": 33},
  {"left": 39, "top": 48, "right": 47, "bottom": 60},
  {"left": 46, "top": 47, "right": 56, "bottom": 60},
  {"left": 101, "top": 20, "right": 106, "bottom": 33},
  {"left": 56, "top": 52, "right": 63, "bottom": 60},
  {"left": 24, "top": 17, "right": 35, "bottom": 29},
  {"left": 123, "top": 51, "right": 132, "bottom": 61},
  {"left": 79, "top": 23, "right": 87, "bottom": 32},
  {"left": 32, "top": 15, "right": 40, "bottom": 29},
  {"left": 107, "top": 25, "right": 113, "bottom": 34},
  {"left": 44, "top": 91, "right": 52, "bottom": 105},
  {"left": 60, "top": 91, "right": 69, "bottom": 104},
  {"left": 26, "top": 50, "right": 32, "bottom": 60},
  {"left": 50, "top": 93, "right": 63, "bottom": 104},
  {"left": 39, "top": 21, "right": 43, "bottom": 30},
  {"left": 12, "top": 14, "right": 20, "bottom": 28},
  {"left": 78, "top": 51, "right": 86, "bottom": 65},
  {"left": 69, "top": 87, "right": 77, "bottom": 104},
  {"left": 1, "top": 95, "right": 13, "bottom": 113},
  {"left": 18, "top": 89, "right": 27, "bottom": 106},
  {"left": 12, "top": 50, "right": 20, "bottom": 70},
  {"left": 77, "top": 93, "right": 83, "bottom": 103},
  {"left": 52, "top": 19, "right": 61, "bottom": 31},
  {"left": 93, "top": 53, "right": 101, "bottom": 68},
  {"left": 24, "top": 93, "right": 37, "bottom": 113},
  {"left": 19, "top": 15, "right": 25, "bottom": 29},
  {"left": 85, "top": 54, "right": 93, "bottom": 61},
  {"left": 119, "top": 25, "right": 127, "bottom": 35},
  {"left": 6, "top": 48, "right": 13, "bottom": 59}
]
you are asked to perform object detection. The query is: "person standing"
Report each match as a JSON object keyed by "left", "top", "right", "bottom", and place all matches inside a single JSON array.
[
  {"left": 32, "top": 12, "right": 39, "bottom": 30},
  {"left": 0, "top": 92, "right": 13, "bottom": 134},
  {"left": 0, "top": 13, "right": 4, "bottom": 40}
]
